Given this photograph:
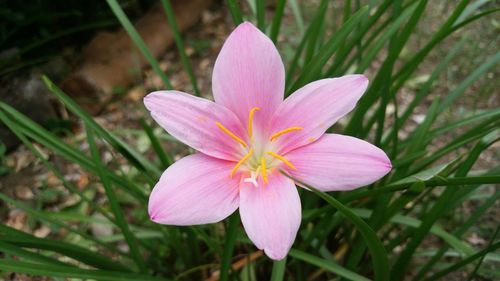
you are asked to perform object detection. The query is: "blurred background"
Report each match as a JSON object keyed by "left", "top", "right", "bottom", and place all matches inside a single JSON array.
[{"left": 0, "top": 0, "right": 499, "bottom": 280}]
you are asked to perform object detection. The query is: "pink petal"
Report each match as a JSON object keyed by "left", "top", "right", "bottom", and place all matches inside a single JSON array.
[
  {"left": 149, "top": 154, "right": 240, "bottom": 225},
  {"left": 212, "top": 22, "right": 285, "bottom": 135},
  {"left": 239, "top": 173, "right": 301, "bottom": 260},
  {"left": 270, "top": 75, "right": 369, "bottom": 154},
  {"left": 144, "top": 91, "right": 247, "bottom": 161},
  {"left": 285, "top": 134, "right": 392, "bottom": 191}
]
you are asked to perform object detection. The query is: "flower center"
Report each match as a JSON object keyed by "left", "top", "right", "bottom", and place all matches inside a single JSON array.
[{"left": 216, "top": 107, "right": 302, "bottom": 187}]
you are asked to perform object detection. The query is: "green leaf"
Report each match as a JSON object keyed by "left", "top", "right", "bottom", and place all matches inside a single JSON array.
[
  {"left": 0, "top": 259, "right": 169, "bottom": 281},
  {"left": 0, "top": 225, "right": 129, "bottom": 271},
  {"left": 0, "top": 241, "right": 70, "bottom": 267},
  {"left": 286, "top": 175, "right": 390, "bottom": 281},
  {"left": 255, "top": 0, "right": 265, "bottom": 31},
  {"left": 0, "top": 101, "right": 147, "bottom": 202},
  {"left": 227, "top": 0, "right": 243, "bottom": 25},
  {"left": 140, "top": 118, "right": 173, "bottom": 169},
  {"left": 289, "top": 250, "right": 370, "bottom": 281},
  {"left": 105, "top": 0, "right": 172, "bottom": 88},
  {"left": 160, "top": 0, "right": 200, "bottom": 96},
  {"left": 219, "top": 212, "right": 240, "bottom": 281},
  {"left": 42, "top": 76, "right": 161, "bottom": 179},
  {"left": 426, "top": 241, "right": 500, "bottom": 281},
  {"left": 438, "top": 52, "right": 500, "bottom": 112},
  {"left": 289, "top": 6, "right": 369, "bottom": 92},
  {"left": 87, "top": 126, "right": 146, "bottom": 272},
  {"left": 288, "top": 0, "right": 305, "bottom": 36},
  {"left": 270, "top": 0, "right": 286, "bottom": 43}
]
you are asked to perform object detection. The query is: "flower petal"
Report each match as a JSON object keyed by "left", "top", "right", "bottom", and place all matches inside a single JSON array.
[
  {"left": 285, "top": 134, "right": 392, "bottom": 191},
  {"left": 149, "top": 154, "right": 240, "bottom": 225},
  {"left": 270, "top": 75, "right": 368, "bottom": 154},
  {"left": 239, "top": 173, "right": 301, "bottom": 260},
  {"left": 144, "top": 91, "right": 247, "bottom": 161},
  {"left": 212, "top": 22, "right": 285, "bottom": 134}
]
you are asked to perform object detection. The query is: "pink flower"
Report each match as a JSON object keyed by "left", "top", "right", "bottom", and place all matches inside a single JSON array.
[{"left": 144, "top": 22, "right": 391, "bottom": 260}]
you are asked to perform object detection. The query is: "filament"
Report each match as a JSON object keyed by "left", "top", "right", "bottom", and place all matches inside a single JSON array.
[{"left": 270, "top": 127, "right": 303, "bottom": 141}]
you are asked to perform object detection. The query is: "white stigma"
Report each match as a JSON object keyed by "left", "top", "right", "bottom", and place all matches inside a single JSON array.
[{"left": 243, "top": 166, "right": 261, "bottom": 187}]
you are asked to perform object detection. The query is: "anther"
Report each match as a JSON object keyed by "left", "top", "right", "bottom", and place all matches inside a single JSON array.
[
  {"left": 270, "top": 127, "right": 303, "bottom": 141},
  {"left": 216, "top": 121, "right": 247, "bottom": 148},
  {"left": 248, "top": 107, "right": 260, "bottom": 139},
  {"left": 266, "top": 152, "right": 297, "bottom": 170}
]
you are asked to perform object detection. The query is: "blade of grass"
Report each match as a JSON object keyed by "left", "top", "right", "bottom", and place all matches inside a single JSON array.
[
  {"left": 0, "top": 226, "right": 130, "bottom": 271},
  {"left": 270, "top": 0, "right": 287, "bottom": 44},
  {"left": 465, "top": 222, "right": 500, "bottom": 280},
  {"left": 391, "top": 0, "right": 476, "bottom": 93},
  {"left": 351, "top": 209, "right": 475, "bottom": 255},
  {"left": 303, "top": 0, "right": 329, "bottom": 64},
  {"left": 284, "top": 174, "right": 390, "bottom": 281},
  {"left": 42, "top": 76, "right": 161, "bottom": 179},
  {"left": 160, "top": 0, "right": 200, "bottom": 96},
  {"left": 0, "top": 241, "right": 71, "bottom": 267},
  {"left": 382, "top": 37, "right": 467, "bottom": 146},
  {"left": 227, "top": 0, "right": 244, "bottom": 25},
  {"left": 415, "top": 190, "right": 500, "bottom": 278},
  {"left": 289, "top": 6, "right": 369, "bottom": 92},
  {"left": 255, "top": 0, "right": 265, "bottom": 31},
  {"left": 0, "top": 108, "right": 117, "bottom": 223},
  {"left": 105, "top": 0, "right": 172, "bottom": 88},
  {"left": 327, "top": 0, "right": 394, "bottom": 76},
  {"left": 87, "top": 126, "right": 146, "bottom": 273},
  {"left": 0, "top": 259, "right": 169, "bottom": 281},
  {"left": 288, "top": 0, "right": 305, "bottom": 36},
  {"left": 0, "top": 102, "right": 148, "bottom": 202},
  {"left": 389, "top": 130, "right": 498, "bottom": 281},
  {"left": 426, "top": 241, "right": 500, "bottom": 281},
  {"left": 219, "top": 212, "right": 240, "bottom": 281},
  {"left": 340, "top": 175, "right": 500, "bottom": 204},
  {"left": 438, "top": 52, "right": 500, "bottom": 112},
  {"left": 412, "top": 132, "right": 500, "bottom": 280},
  {"left": 140, "top": 118, "right": 173, "bottom": 169},
  {"left": 354, "top": 2, "right": 418, "bottom": 73},
  {"left": 0, "top": 192, "right": 129, "bottom": 261},
  {"left": 345, "top": 0, "right": 428, "bottom": 137},
  {"left": 288, "top": 249, "right": 370, "bottom": 281}
]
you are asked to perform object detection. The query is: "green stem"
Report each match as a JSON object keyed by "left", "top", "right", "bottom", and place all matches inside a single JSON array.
[{"left": 219, "top": 212, "right": 240, "bottom": 281}]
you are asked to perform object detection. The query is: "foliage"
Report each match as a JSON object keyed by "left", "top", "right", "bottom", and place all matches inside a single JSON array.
[{"left": 0, "top": 0, "right": 499, "bottom": 280}]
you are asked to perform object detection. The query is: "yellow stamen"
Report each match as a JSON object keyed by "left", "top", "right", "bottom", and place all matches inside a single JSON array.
[
  {"left": 260, "top": 157, "right": 268, "bottom": 183},
  {"left": 248, "top": 107, "right": 260, "bottom": 138},
  {"left": 230, "top": 149, "right": 253, "bottom": 178},
  {"left": 270, "top": 127, "right": 303, "bottom": 141},
  {"left": 267, "top": 152, "right": 297, "bottom": 170},
  {"left": 216, "top": 122, "right": 247, "bottom": 147}
]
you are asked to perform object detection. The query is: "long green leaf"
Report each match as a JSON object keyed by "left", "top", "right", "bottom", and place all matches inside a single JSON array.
[
  {"left": 42, "top": 76, "right": 161, "bottom": 179},
  {"left": 289, "top": 249, "right": 370, "bottom": 281},
  {"left": 289, "top": 6, "right": 368, "bottom": 92},
  {"left": 87, "top": 126, "right": 146, "bottom": 272},
  {"left": 270, "top": 0, "right": 287, "bottom": 43},
  {"left": 105, "top": 0, "right": 172, "bottom": 88},
  {"left": 0, "top": 259, "right": 169, "bottom": 281},
  {"left": 227, "top": 0, "right": 243, "bottom": 25},
  {"left": 0, "top": 225, "right": 129, "bottom": 271},
  {"left": 286, "top": 175, "right": 390, "bottom": 281},
  {"left": 219, "top": 212, "right": 240, "bottom": 281},
  {"left": 160, "top": 0, "right": 200, "bottom": 96}
]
